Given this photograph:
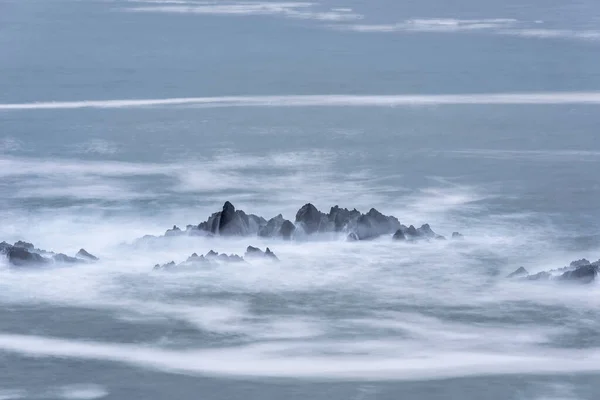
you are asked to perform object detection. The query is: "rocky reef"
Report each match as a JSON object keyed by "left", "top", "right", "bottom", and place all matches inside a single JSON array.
[
  {"left": 149, "top": 201, "right": 456, "bottom": 242},
  {"left": 0, "top": 241, "right": 99, "bottom": 268},
  {"left": 154, "top": 246, "right": 278, "bottom": 271},
  {"left": 507, "top": 258, "right": 600, "bottom": 284}
]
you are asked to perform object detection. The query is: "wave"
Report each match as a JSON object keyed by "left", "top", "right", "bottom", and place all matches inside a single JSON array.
[
  {"left": 3, "top": 92, "right": 600, "bottom": 111},
  {"left": 2, "top": 332, "right": 600, "bottom": 381},
  {"left": 123, "top": 1, "right": 363, "bottom": 22}
]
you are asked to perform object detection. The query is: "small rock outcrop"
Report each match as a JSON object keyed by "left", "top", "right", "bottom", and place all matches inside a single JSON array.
[
  {"left": 244, "top": 246, "right": 279, "bottom": 261},
  {"left": 154, "top": 246, "right": 277, "bottom": 271},
  {"left": 0, "top": 241, "right": 99, "bottom": 268},
  {"left": 507, "top": 267, "right": 528, "bottom": 278},
  {"left": 76, "top": 249, "right": 99, "bottom": 261},
  {"left": 508, "top": 258, "right": 600, "bottom": 284},
  {"left": 393, "top": 224, "right": 445, "bottom": 241}
]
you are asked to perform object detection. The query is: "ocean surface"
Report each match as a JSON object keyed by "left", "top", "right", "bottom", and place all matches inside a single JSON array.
[{"left": 2, "top": 0, "right": 600, "bottom": 398}]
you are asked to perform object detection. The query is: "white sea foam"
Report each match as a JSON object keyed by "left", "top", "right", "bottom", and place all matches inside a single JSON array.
[
  {"left": 2, "top": 332, "right": 600, "bottom": 381},
  {"left": 51, "top": 385, "right": 109, "bottom": 400},
  {"left": 124, "top": 1, "right": 362, "bottom": 22},
  {"left": 3, "top": 92, "right": 600, "bottom": 111},
  {"left": 341, "top": 18, "right": 518, "bottom": 33}
]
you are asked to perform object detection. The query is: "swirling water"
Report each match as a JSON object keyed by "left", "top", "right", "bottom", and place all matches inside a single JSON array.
[{"left": 1, "top": 0, "right": 600, "bottom": 398}]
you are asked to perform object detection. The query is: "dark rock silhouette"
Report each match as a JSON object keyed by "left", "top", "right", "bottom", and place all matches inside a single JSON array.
[
  {"left": 452, "top": 232, "right": 464, "bottom": 239},
  {"left": 392, "top": 230, "right": 406, "bottom": 241},
  {"left": 244, "top": 246, "right": 278, "bottom": 261},
  {"left": 149, "top": 201, "right": 451, "bottom": 242},
  {"left": 258, "top": 214, "right": 296, "bottom": 240},
  {"left": 509, "top": 258, "right": 600, "bottom": 284},
  {"left": 558, "top": 264, "right": 598, "bottom": 284},
  {"left": 295, "top": 203, "right": 327, "bottom": 235},
  {"left": 507, "top": 266, "right": 528, "bottom": 278},
  {"left": 165, "top": 225, "right": 182, "bottom": 237},
  {"left": 76, "top": 249, "right": 99, "bottom": 261},
  {"left": 7, "top": 247, "right": 49, "bottom": 267},
  {"left": 153, "top": 247, "right": 273, "bottom": 271},
  {"left": 393, "top": 224, "right": 444, "bottom": 241},
  {"left": 198, "top": 202, "right": 266, "bottom": 236},
  {"left": 1, "top": 241, "right": 99, "bottom": 268}
]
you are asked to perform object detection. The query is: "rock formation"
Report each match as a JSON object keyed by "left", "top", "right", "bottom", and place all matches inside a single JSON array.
[
  {"left": 507, "top": 258, "right": 600, "bottom": 284},
  {"left": 149, "top": 201, "right": 446, "bottom": 242},
  {"left": 0, "top": 241, "right": 99, "bottom": 268},
  {"left": 154, "top": 246, "right": 277, "bottom": 271}
]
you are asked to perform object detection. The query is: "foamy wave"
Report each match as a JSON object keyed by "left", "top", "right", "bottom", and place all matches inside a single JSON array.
[
  {"left": 124, "top": 1, "right": 362, "bottom": 22},
  {"left": 342, "top": 18, "right": 518, "bottom": 33},
  {"left": 3, "top": 92, "right": 600, "bottom": 111},
  {"left": 1, "top": 333, "right": 600, "bottom": 380},
  {"left": 337, "top": 18, "right": 600, "bottom": 43}
]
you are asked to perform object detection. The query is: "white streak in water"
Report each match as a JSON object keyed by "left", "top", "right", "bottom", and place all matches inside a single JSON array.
[
  {"left": 3, "top": 92, "right": 600, "bottom": 111},
  {"left": 124, "top": 1, "right": 363, "bottom": 22},
  {"left": 1, "top": 333, "right": 600, "bottom": 381}
]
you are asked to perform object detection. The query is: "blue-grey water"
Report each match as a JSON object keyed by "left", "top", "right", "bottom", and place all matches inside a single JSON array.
[{"left": 2, "top": 0, "right": 600, "bottom": 399}]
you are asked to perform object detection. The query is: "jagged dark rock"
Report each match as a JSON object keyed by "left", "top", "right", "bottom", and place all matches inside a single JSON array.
[
  {"left": 244, "top": 246, "right": 278, "bottom": 261},
  {"left": 511, "top": 258, "right": 600, "bottom": 284},
  {"left": 558, "top": 264, "right": 598, "bottom": 284},
  {"left": 393, "top": 224, "right": 444, "bottom": 241},
  {"left": 198, "top": 202, "right": 266, "bottom": 236},
  {"left": 569, "top": 259, "right": 590, "bottom": 268},
  {"left": 76, "top": 249, "right": 99, "bottom": 261},
  {"left": 507, "top": 266, "right": 528, "bottom": 278},
  {"left": 154, "top": 248, "right": 255, "bottom": 271},
  {"left": 165, "top": 225, "right": 183, "bottom": 237},
  {"left": 258, "top": 214, "right": 296, "bottom": 239},
  {"left": 452, "top": 232, "right": 464, "bottom": 239},
  {"left": 295, "top": 203, "right": 328, "bottom": 235},
  {"left": 13, "top": 241, "right": 34, "bottom": 250},
  {"left": 152, "top": 201, "right": 450, "bottom": 242},
  {"left": 354, "top": 208, "right": 402, "bottom": 240},
  {"left": 7, "top": 247, "right": 49, "bottom": 267},
  {"left": 392, "top": 230, "right": 406, "bottom": 241},
  {"left": 1, "top": 241, "right": 99, "bottom": 268},
  {"left": 329, "top": 206, "right": 361, "bottom": 232}
]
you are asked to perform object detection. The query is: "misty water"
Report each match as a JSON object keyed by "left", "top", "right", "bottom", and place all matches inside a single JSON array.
[{"left": 2, "top": 0, "right": 600, "bottom": 399}]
